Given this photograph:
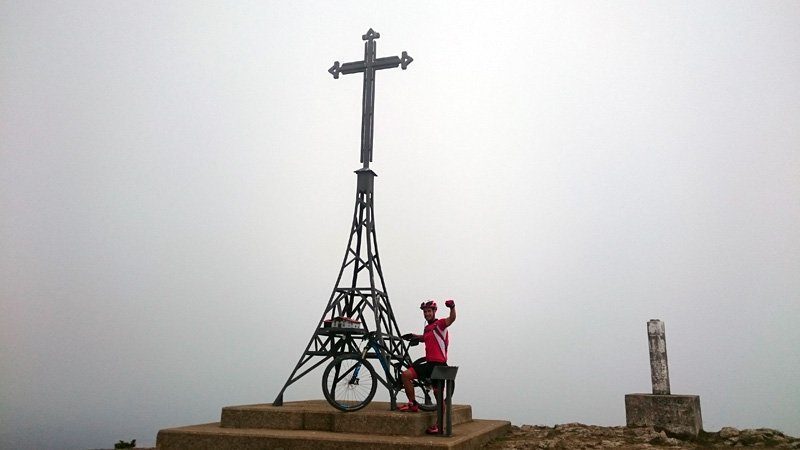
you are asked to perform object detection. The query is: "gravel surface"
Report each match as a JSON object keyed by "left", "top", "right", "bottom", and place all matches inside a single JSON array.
[{"left": 483, "top": 424, "right": 800, "bottom": 449}]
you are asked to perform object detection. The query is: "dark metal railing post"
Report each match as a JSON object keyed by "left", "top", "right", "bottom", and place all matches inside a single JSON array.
[{"left": 430, "top": 366, "right": 459, "bottom": 437}]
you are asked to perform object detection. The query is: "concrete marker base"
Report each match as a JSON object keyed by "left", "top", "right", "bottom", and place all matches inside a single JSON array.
[{"left": 625, "top": 393, "right": 703, "bottom": 437}]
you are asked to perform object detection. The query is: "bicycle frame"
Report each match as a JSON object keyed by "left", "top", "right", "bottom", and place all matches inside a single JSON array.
[{"left": 355, "top": 333, "right": 404, "bottom": 389}]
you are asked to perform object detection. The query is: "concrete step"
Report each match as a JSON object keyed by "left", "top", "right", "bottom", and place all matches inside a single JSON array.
[
  {"left": 220, "top": 400, "right": 472, "bottom": 436},
  {"left": 157, "top": 418, "right": 511, "bottom": 450}
]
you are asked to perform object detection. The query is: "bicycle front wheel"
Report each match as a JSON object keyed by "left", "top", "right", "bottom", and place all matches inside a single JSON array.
[{"left": 322, "top": 354, "right": 378, "bottom": 412}]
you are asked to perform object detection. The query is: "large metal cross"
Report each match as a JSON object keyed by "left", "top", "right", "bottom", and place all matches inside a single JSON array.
[{"left": 329, "top": 28, "right": 413, "bottom": 169}]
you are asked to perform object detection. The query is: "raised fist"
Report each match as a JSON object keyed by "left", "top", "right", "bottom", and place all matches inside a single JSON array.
[{"left": 445, "top": 299, "right": 455, "bottom": 308}]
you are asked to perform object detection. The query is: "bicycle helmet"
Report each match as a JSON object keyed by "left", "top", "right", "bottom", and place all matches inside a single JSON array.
[{"left": 419, "top": 300, "right": 437, "bottom": 311}]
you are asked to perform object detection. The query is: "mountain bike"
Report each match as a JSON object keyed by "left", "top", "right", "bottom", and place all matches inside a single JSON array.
[{"left": 321, "top": 331, "right": 438, "bottom": 412}]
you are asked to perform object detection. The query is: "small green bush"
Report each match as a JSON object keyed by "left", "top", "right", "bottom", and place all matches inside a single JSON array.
[{"left": 114, "top": 439, "right": 136, "bottom": 449}]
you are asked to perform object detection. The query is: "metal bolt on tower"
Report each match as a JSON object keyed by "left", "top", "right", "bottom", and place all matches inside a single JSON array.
[{"left": 273, "top": 29, "right": 413, "bottom": 408}]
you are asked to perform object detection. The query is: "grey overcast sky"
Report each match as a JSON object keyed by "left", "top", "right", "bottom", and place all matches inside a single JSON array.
[{"left": 1, "top": 1, "right": 799, "bottom": 448}]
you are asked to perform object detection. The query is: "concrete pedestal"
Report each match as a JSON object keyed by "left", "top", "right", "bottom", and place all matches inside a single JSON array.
[
  {"left": 157, "top": 400, "right": 510, "bottom": 449},
  {"left": 625, "top": 394, "right": 703, "bottom": 437}
]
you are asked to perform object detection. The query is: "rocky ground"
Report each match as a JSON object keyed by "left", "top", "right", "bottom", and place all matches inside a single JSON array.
[
  {"left": 111, "top": 424, "right": 799, "bottom": 449},
  {"left": 484, "top": 424, "right": 800, "bottom": 449}
]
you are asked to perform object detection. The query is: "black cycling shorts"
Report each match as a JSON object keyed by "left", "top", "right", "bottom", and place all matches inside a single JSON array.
[{"left": 411, "top": 360, "right": 447, "bottom": 380}]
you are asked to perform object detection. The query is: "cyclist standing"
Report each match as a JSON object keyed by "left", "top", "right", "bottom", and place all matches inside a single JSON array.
[{"left": 399, "top": 299, "right": 456, "bottom": 432}]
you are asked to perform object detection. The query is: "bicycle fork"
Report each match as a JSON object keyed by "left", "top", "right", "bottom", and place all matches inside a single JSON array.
[{"left": 344, "top": 346, "right": 371, "bottom": 385}]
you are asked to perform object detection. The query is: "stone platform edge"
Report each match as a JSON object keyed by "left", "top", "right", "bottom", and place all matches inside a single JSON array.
[
  {"left": 157, "top": 419, "right": 511, "bottom": 450},
  {"left": 220, "top": 400, "right": 472, "bottom": 436}
]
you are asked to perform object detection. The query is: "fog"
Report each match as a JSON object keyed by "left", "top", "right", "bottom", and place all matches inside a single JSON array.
[{"left": 1, "top": 2, "right": 798, "bottom": 449}]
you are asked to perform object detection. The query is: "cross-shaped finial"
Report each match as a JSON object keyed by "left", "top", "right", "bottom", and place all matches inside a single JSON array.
[{"left": 328, "top": 30, "right": 412, "bottom": 167}]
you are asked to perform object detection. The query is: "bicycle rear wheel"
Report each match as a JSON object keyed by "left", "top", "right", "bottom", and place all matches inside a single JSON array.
[
  {"left": 414, "top": 380, "right": 437, "bottom": 411},
  {"left": 410, "top": 357, "right": 438, "bottom": 412},
  {"left": 322, "top": 353, "right": 377, "bottom": 412}
]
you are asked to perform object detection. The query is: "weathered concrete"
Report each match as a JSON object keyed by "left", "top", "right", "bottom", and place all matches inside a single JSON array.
[
  {"left": 625, "top": 320, "right": 703, "bottom": 438},
  {"left": 647, "top": 319, "right": 670, "bottom": 395},
  {"left": 220, "top": 400, "right": 472, "bottom": 436},
  {"left": 625, "top": 394, "right": 703, "bottom": 437},
  {"left": 157, "top": 400, "right": 510, "bottom": 449},
  {"left": 158, "top": 419, "right": 510, "bottom": 450}
]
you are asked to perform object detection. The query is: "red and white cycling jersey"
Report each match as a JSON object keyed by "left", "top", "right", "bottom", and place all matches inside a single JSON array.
[{"left": 423, "top": 318, "right": 449, "bottom": 363}]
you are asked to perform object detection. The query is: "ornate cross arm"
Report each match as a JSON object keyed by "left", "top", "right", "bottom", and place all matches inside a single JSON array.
[
  {"left": 329, "top": 52, "right": 413, "bottom": 79},
  {"left": 328, "top": 28, "right": 412, "bottom": 79}
]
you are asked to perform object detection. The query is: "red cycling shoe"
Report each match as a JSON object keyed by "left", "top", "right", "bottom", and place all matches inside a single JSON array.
[
  {"left": 398, "top": 402, "right": 419, "bottom": 412},
  {"left": 425, "top": 424, "right": 440, "bottom": 434}
]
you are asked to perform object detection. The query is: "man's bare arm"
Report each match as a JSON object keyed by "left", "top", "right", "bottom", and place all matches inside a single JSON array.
[{"left": 444, "top": 299, "right": 456, "bottom": 327}]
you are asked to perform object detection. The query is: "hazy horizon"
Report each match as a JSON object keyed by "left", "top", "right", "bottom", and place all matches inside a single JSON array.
[{"left": 2, "top": 1, "right": 799, "bottom": 449}]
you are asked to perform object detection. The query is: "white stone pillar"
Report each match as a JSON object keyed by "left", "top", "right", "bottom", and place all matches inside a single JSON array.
[{"left": 647, "top": 319, "right": 670, "bottom": 395}]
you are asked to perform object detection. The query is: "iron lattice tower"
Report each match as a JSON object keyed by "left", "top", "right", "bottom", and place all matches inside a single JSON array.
[{"left": 273, "top": 29, "right": 413, "bottom": 407}]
